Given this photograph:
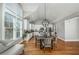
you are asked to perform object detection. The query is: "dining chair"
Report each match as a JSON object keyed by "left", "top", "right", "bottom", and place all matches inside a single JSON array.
[
  {"left": 35, "top": 36, "right": 41, "bottom": 48},
  {"left": 53, "top": 32, "right": 57, "bottom": 50},
  {"left": 41, "top": 38, "right": 53, "bottom": 52}
]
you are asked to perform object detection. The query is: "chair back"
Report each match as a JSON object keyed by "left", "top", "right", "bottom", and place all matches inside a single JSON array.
[{"left": 43, "top": 38, "right": 52, "bottom": 47}]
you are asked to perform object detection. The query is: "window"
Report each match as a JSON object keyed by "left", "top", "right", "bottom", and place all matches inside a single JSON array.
[
  {"left": 16, "top": 19, "right": 22, "bottom": 38},
  {"left": 17, "top": 5, "right": 22, "bottom": 17},
  {"left": 5, "top": 12, "right": 13, "bottom": 40},
  {"left": 4, "top": 4, "right": 23, "bottom": 40},
  {"left": 20, "top": 20, "right": 23, "bottom": 37},
  {"left": 16, "top": 19, "right": 20, "bottom": 38}
]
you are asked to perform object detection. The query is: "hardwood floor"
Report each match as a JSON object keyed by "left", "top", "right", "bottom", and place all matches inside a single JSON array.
[{"left": 23, "top": 38, "right": 79, "bottom": 55}]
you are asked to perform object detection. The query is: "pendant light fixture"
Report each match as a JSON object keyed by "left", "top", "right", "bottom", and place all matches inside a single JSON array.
[{"left": 42, "top": 3, "right": 49, "bottom": 27}]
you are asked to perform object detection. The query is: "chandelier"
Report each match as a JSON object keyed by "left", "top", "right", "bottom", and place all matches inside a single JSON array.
[
  {"left": 42, "top": 19, "right": 49, "bottom": 27},
  {"left": 42, "top": 3, "right": 49, "bottom": 27}
]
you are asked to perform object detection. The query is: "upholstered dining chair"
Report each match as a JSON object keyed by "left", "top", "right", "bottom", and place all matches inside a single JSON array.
[
  {"left": 35, "top": 35, "right": 41, "bottom": 48},
  {"left": 53, "top": 32, "right": 57, "bottom": 50},
  {"left": 41, "top": 37, "right": 53, "bottom": 52}
]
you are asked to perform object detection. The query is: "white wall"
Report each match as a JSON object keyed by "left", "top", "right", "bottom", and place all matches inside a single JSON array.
[
  {"left": 34, "top": 24, "right": 54, "bottom": 36},
  {"left": 24, "top": 20, "right": 33, "bottom": 41},
  {"left": 30, "top": 23, "right": 34, "bottom": 30},
  {"left": 23, "top": 19, "right": 27, "bottom": 30},
  {"left": 0, "top": 4, "right": 3, "bottom": 40},
  {"left": 56, "top": 20, "right": 65, "bottom": 40},
  {"left": 33, "top": 25, "right": 43, "bottom": 35},
  {"left": 34, "top": 25, "right": 43, "bottom": 31},
  {"left": 65, "top": 17, "right": 79, "bottom": 41},
  {"left": 55, "top": 17, "right": 79, "bottom": 41}
]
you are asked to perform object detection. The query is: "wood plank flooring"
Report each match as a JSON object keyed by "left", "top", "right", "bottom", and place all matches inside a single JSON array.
[{"left": 23, "top": 38, "right": 79, "bottom": 55}]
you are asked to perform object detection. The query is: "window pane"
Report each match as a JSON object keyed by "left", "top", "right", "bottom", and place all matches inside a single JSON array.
[
  {"left": 16, "top": 31, "right": 20, "bottom": 38},
  {"left": 5, "top": 12, "right": 13, "bottom": 40},
  {"left": 17, "top": 5, "right": 22, "bottom": 17},
  {"left": 16, "top": 19, "right": 20, "bottom": 38},
  {"left": 5, "top": 29, "right": 13, "bottom": 40},
  {"left": 5, "top": 12, "right": 13, "bottom": 28},
  {"left": 20, "top": 20, "right": 22, "bottom": 37},
  {"left": 9, "top": 15, "right": 13, "bottom": 28},
  {"left": 5, "top": 13, "right": 10, "bottom": 27}
]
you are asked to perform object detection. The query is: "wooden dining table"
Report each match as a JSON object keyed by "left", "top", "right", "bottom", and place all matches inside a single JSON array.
[{"left": 35, "top": 35, "right": 54, "bottom": 49}]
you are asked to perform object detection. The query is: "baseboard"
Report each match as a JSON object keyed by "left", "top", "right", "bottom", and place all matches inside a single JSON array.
[
  {"left": 65, "top": 39, "right": 79, "bottom": 42},
  {"left": 57, "top": 36, "right": 79, "bottom": 41},
  {"left": 57, "top": 36, "right": 79, "bottom": 47}
]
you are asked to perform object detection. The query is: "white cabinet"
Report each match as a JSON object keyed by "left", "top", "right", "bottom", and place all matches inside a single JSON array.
[{"left": 0, "top": 3, "right": 23, "bottom": 40}]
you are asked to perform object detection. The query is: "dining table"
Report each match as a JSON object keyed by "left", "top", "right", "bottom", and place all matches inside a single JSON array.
[{"left": 35, "top": 35, "right": 54, "bottom": 49}]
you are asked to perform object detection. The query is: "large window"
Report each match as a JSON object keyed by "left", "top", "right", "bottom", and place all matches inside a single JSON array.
[
  {"left": 5, "top": 12, "right": 13, "bottom": 40},
  {"left": 5, "top": 12, "right": 23, "bottom": 40},
  {"left": 4, "top": 4, "right": 23, "bottom": 40}
]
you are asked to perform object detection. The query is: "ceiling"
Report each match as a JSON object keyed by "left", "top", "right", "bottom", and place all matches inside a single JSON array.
[{"left": 21, "top": 3, "right": 79, "bottom": 24}]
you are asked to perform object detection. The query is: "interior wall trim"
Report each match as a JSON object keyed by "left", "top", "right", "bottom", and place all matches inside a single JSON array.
[
  {"left": 57, "top": 37, "right": 79, "bottom": 47},
  {"left": 65, "top": 39, "right": 79, "bottom": 42},
  {"left": 57, "top": 36, "right": 79, "bottom": 42}
]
